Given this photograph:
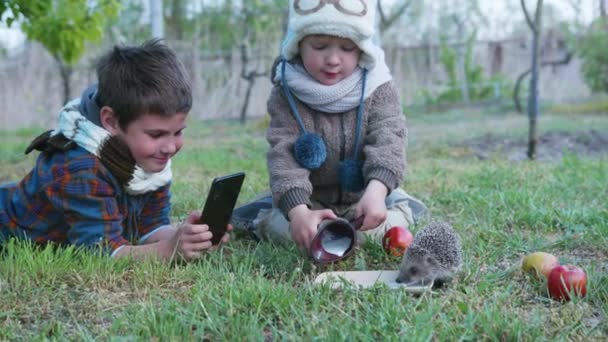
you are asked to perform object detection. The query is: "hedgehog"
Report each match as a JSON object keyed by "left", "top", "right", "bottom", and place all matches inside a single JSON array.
[{"left": 396, "top": 221, "right": 462, "bottom": 287}]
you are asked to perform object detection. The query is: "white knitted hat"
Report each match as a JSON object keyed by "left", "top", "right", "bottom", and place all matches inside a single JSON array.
[{"left": 281, "top": 0, "right": 379, "bottom": 69}]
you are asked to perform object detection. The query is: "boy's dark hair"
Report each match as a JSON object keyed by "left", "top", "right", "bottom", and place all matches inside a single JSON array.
[{"left": 96, "top": 39, "right": 192, "bottom": 129}]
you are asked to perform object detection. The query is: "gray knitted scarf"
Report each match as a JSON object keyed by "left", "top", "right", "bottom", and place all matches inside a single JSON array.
[{"left": 274, "top": 57, "right": 392, "bottom": 113}]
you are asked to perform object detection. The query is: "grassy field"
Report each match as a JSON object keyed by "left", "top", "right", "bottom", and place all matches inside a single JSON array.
[{"left": 1, "top": 107, "right": 607, "bottom": 340}]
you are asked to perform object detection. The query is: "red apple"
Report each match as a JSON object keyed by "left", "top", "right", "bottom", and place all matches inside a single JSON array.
[
  {"left": 521, "top": 252, "right": 560, "bottom": 279},
  {"left": 382, "top": 226, "right": 414, "bottom": 257},
  {"left": 547, "top": 265, "right": 587, "bottom": 301}
]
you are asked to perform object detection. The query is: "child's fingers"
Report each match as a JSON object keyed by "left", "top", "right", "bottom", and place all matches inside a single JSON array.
[
  {"left": 182, "top": 229, "right": 213, "bottom": 243},
  {"left": 361, "top": 210, "right": 386, "bottom": 231},
  {"left": 294, "top": 235, "right": 308, "bottom": 250},
  {"left": 319, "top": 209, "right": 338, "bottom": 220},
  {"left": 186, "top": 241, "right": 213, "bottom": 252},
  {"left": 186, "top": 211, "right": 202, "bottom": 224},
  {"left": 181, "top": 223, "right": 210, "bottom": 235},
  {"left": 296, "top": 228, "right": 315, "bottom": 250},
  {"left": 354, "top": 206, "right": 364, "bottom": 220},
  {"left": 304, "top": 229, "right": 317, "bottom": 250},
  {"left": 360, "top": 216, "right": 376, "bottom": 231},
  {"left": 291, "top": 227, "right": 307, "bottom": 249}
]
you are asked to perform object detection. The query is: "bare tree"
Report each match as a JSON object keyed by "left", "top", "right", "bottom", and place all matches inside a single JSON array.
[
  {"left": 167, "top": 0, "right": 185, "bottom": 40},
  {"left": 239, "top": 42, "right": 268, "bottom": 124},
  {"left": 513, "top": 51, "right": 572, "bottom": 113},
  {"left": 56, "top": 59, "right": 73, "bottom": 105},
  {"left": 378, "top": 0, "right": 413, "bottom": 32},
  {"left": 238, "top": 7, "right": 273, "bottom": 124},
  {"left": 520, "top": 0, "right": 543, "bottom": 160},
  {"left": 452, "top": 15, "right": 470, "bottom": 103}
]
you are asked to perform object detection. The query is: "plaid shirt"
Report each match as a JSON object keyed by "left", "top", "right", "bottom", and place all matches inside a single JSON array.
[{"left": 0, "top": 146, "right": 171, "bottom": 255}]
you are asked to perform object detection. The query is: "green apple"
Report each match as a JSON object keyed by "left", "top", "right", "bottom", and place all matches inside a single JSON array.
[{"left": 522, "top": 252, "right": 559, "bottom": 279}]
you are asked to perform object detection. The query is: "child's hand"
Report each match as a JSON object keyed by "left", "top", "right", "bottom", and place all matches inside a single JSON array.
[
  {"left": 165, "top": 211, "right": 226, "bottom": 261},
  {"left": 288, "top": 204, "right": 337, "bottom": 250},
  {"left": 356, "top": 180, "right": 388, "bottom": 231},
  {"left": 188, "top": 211, "right": 233, "bottom": 248}
]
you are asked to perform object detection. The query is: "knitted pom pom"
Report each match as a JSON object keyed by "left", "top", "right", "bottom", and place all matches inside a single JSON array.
[
  {"left": 339, "top": 159, "right": 364, "bottom": 192},
  {"left": 294, "top": 132, "right": 327, "bottom": 170}
]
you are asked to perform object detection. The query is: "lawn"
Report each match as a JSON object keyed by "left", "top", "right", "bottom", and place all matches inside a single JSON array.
[{"left": 0, "top": 108, "right": 607, "bottom": 340}]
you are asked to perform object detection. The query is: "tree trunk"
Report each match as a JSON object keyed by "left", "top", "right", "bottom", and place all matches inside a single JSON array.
[
  {"left": 168, "top": 0, "right": 184, "bottom": 40},
  {"left": 453, "top": 16, "right": 470, "bottom": 103},
  {"left": 513, "top": 52, "right": 571, "bottom": 113},
  {"left": 457, "top": 48, "right": 470, "bottom": 103},
  {"left": 526, "top": 0, "right": 543, "bottom": 160},
  {"left": 240, "top": 78, "right": 255, "bottom": 124},
  {"left": 57, "top": 58, "right": 72, "bottom": 105}
]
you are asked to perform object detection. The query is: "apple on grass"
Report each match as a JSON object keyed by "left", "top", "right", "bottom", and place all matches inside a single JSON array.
[
  {"left": 382, "top": 226, "right": 413, "bottom": 257},
  {"left": 521, "top": 252, "right": 560, "bottom": 279},
  {"left": 547, "top": 264, "right": 587, "bottom": 302}
]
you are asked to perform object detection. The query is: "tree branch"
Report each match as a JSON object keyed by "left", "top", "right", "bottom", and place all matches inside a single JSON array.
[
  {"left": 513, "top": 51, "right": 572, "bottom": 112},
  {"left": 239, "top": 41, "right": 269, "bottom": 123},
  {"left": 240, "top": 43, "right": 268, "bottom": 81},
  {"left": 379, "top": 0, "right": 413, "bottom": 32},
  {"left": 520, "top": 0, "right": 536, "bottom": 33},
  {"left": 378, "top": 0, "right": 387, "bottom": 23},
  {"left": 534, "top": 0, "right": 544, "bottom": 28}
]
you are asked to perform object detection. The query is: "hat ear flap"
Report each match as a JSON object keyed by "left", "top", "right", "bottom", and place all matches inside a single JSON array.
[{"left": 294, "top": 132, "right": 327, "bottom": 170}]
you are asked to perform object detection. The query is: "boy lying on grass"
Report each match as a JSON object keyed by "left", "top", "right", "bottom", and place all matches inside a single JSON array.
[{"left": 0, "top": 39, "right": 230, "bottom": 261}]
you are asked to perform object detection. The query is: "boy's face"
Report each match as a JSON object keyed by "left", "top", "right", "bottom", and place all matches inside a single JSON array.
[
  {"left": 299, "top": 34, "right": 362, "bottom": 85},
  {"left": 106, "top": 111, "right": 187, "bottom": 173}
]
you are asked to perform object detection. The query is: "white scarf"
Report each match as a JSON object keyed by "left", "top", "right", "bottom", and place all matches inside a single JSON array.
[
  {"left": 51, "top": 99, "right": 172, "bottom": 195},
  {"left": 274, "top": 50, "right": 393, "bottom": 113}
]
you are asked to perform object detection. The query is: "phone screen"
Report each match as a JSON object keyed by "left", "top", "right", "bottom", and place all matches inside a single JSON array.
[{"left": 200, "top": 172, "right": 245, "bottom": 244}]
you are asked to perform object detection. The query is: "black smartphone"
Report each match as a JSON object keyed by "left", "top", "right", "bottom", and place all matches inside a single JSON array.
[{"left": 200, "top": 172, "right": 246, "bottom": 244}]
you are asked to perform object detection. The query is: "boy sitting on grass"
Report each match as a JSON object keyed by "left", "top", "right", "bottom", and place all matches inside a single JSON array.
[{"left": 0, "top": 39, "right": 230, "bottom": 261}]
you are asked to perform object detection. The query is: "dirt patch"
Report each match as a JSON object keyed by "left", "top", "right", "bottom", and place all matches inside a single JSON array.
[{"left": 466, "top": 130, "right": 608, "bottom": 161}]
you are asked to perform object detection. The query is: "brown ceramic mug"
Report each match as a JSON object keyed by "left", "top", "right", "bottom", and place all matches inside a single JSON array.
[{"left": 309, "top": 216, "right": 364, "bottom": 264}]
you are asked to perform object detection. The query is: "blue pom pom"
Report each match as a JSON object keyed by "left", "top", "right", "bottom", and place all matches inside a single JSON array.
[
  {"left": 339, "top": 159, "right": 364, "bottom": 192},
  {"left": 294, "top": 133, "right": 327, "bottom": 170}
]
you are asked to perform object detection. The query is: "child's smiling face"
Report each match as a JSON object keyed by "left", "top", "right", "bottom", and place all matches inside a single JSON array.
[
  {"left": 299, "top": 34, "right": 362, "bottom": 85},
  {"left": 121, "top": 113, "right": 187, "bottom": 173},
  {"left": 103, "top": 110, "right": 187, "bottom": 173}
]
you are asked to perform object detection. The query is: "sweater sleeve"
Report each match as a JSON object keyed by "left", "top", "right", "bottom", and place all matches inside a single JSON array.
[
  {"left": 137, "top": 184, "right": 172, "bottom": 243},
  {"left": 45, "top": 173, "right": 128, "bottom": 255},
  {"left": 362, "top": 81, "right": 407, "bottom": 192},
  {"left": 266, "top": 86, "right": 314, "bottom": 216}
]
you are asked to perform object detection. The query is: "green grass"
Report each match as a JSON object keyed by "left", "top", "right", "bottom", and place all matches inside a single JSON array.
[
  {"left": 549, "top": 95, "right": 608, "bottom": 115},
  {"left": 1, "top": 109, "right": 607, "bottom": 340}
]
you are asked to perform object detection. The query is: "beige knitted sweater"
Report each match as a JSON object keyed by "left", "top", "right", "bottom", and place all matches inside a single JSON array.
[{"left": 266, "top": 80, "right": 407, "bottom": 216}]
